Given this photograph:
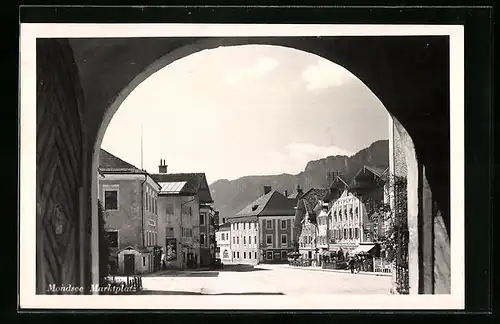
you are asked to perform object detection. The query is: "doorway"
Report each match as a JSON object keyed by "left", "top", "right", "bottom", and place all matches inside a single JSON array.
[{"left": 124, "top": 254, "right": 135, "bottom": 275}]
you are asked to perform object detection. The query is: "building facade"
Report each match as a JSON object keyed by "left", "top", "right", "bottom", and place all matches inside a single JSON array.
[
  {"left": 328, "top": 189, "right": 364, "bottom": 253},
  {"left": 328, "top": 166, "right": 388, "bottom": 256},
  {"left": 295, "top": 188, "right": 330, "bottom": 260},
  {"left": 199, "top": 203, "right": 217, "bottom": 267},
  {"left": 151, "top": 161, "right": 215, "bottom": 269},
  {"left": 228, "top": 186, "right": 297, "bottom": 264},
  {"left": 98, "top": 149, "right": 162, "bottom": 275},
  {"left": 230, "top": 219, "right": 259, "bottom": 264},
  {"left": 215, "top": 223, "right": 231, "bottom": 262}
]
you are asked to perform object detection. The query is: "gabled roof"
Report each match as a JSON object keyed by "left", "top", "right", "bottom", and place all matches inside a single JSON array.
[
  {"left": 151, "top": 172, "right": 213, "bottom": 203},
  {"left": 98, "top": 149, "right": 162, "bottom": 188},
  {"left": 333, "top": 175, "right": 349, "bottom": 187},
  {"left": 349, "top": 165, "right": 389, "bottom": 193},
  {"left": 301, "top": 188, "right": 331, "bottom": 216},
  {"left": 99, "top": 148, "right": 142, "bottom": 173},
  {"left": 232, "top": 190, "right": 296, "bottom": 219},
  {"left": 361, "top": 165, "right": 389, "bottom": 179},
  {"left": 217, "top": 223, "right": 231, "bottom": 230}
]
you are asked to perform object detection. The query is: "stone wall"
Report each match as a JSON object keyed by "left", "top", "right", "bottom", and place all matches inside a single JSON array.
[{"left": 99, "top": 179, "right": 143, "bottom": 249}]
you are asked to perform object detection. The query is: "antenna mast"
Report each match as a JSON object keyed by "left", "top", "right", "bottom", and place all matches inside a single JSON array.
[{"left": 140, "top": 123, "right": 144, "bottom": 170}]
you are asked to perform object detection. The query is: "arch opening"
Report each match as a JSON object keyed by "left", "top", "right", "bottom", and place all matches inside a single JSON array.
[{"left": 91, "top": 41, "right": 420, "bottom": 294}]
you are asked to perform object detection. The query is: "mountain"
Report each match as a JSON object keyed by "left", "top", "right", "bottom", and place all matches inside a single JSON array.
[{"left": 209, "top": 139, "right": 389, "bottom": 220}]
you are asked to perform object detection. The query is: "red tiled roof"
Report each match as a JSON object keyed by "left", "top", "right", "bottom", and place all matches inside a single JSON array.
[{"left": 150, "top": 172, "right": 213, "bottom": 203}]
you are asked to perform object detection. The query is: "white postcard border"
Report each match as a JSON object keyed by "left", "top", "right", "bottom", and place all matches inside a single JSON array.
[{"left": 19, "top": 23, "right": 465, "bottom": 310}]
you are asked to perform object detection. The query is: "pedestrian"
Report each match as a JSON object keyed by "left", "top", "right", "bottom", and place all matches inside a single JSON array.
[{"left": 349, "top": 257, "right": 355, "bottom": 273}]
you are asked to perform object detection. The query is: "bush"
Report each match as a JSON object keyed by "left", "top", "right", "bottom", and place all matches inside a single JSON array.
[{"left": 98, "top": 199, "right": 111, "bottom": 285}]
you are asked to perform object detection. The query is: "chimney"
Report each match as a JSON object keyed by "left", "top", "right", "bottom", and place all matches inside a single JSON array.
[
  {"left": 264, "top": 186, "right": 272, "bottom": 195},
  {"left": 296, "top": 184, "right": 303, "bottom": 195},
  {"left": 284, "top": 190, "right": 288, "bottom": 197},
  {"left": 158, "top": 159, "right": 168, "bottom": 173}
]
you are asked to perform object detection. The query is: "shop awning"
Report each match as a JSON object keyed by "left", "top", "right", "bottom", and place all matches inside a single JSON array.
[{"left": 351, "top": 244, "right": 376, "bottom": 255}]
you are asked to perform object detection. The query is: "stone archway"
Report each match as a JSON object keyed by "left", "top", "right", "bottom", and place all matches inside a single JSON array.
[
  {"left": 36, "top": 36, "right": 451, "bottom": 294},
  {"left": 36, "top": 39, "right": 90, "bottom": 294}
]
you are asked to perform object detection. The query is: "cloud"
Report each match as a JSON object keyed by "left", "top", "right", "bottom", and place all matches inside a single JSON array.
[
  {"left": 223, "top": 57, "right": 279, "bottom": 84},
  {"left": 301, "top": 59, "right": 356, "bottom": 91}
]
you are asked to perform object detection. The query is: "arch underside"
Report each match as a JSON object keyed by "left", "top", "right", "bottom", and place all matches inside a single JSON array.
[{"left": 35, "top": 36, "right": 451, "bottom": 294}]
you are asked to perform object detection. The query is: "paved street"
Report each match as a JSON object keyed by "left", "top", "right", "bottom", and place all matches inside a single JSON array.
[{"left": 137, "top": 264, "right": 392, "bottom": 295}]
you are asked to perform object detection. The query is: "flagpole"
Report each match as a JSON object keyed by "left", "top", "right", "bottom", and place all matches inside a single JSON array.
[{"left": 141, "top": 123, "right": 144, "bottom": 170}]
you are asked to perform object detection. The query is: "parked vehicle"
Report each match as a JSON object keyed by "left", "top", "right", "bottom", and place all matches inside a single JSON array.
[{"left": 211, "top": 258, "right": 224, "bottom": 269}]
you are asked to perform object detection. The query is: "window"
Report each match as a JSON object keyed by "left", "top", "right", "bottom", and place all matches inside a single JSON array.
[
  {"left": 344, "top": 228, "right": 347, "bottom": 239},
  {"left": 266, "top": 234, "right": 273, "bottom": 245},
  {"left": 243, "top": 252, "right": 246, "bottom": 259},
  {"left": 166, "top": 227, "right": 174, "bottom": 238},
  {"left": 200, "top": 234, "right": 206, "bottom": 246},
  {"left": 254, "top": 236, "right": 257, "bottom": 245},
  {"left": 145, "top": 192, "right": 149, "bottom": 211},
  {"left": 200, "top": 213, "right": 205, "bottom": 225},
  {"left": 248, "top": 236, "right": 251, "bottom": 244},
  {"left": 266, "top": 220, "right": 272, "bottom": 229},
  {"left": 143, "top": 257, "right": 146, "bottom": 267},
  {"left": 189, "top": 207, "right": 192, "bottom": 216},
  {"left": 104, "top": 190, "right": 118, "bottom": 210},
  {"left": 281, "top": 219, "right": 287, "bottom": 229},
  {"left": 166, "top": 203, "right": 174, "bottom": 215},
  {"left": 281, "top": 234, "right": 287, "bottom": 245},
  {"left": 281, "top": 251, "right": 288, "bottom": 259},
  {"left": 237, "top": 252, "right": 240, "bottom": 258},
  {"left": 355, "top": 228, "right": 359, "bottom": 239},
  {"left": 349, "top": 228, "right": 353, "bottom": 239},
  {"left": 223, "top": 250, "right": 229, "bottom": 258},
  {"left": 255, "top": 252, "right": 257, "bottom": 259},
  {"left": 233, "top": 237, "right": 235, "bottom": 244},
  {"left": 266, "top": 251, "right": 273, "bottom": 260},
  {"left": 237, "top": 237, "right": 239, "bottom": 244},
  {"left": 243, "top": 223, "right": 246, "bottom": 230},
  {"left": 222, "top": 218, "right": 226, "bottom": 223},
  {"left": 104, "top": 230, "right": 118, "bottom": 248},
  {"left": 233, "top": 251, "right": 235, "bottom": 258},
  {"left": 248, "top": 252, "right": 251, "bottom": 259},
  {"left": 243, "top": 236, "right": 246, "bottom": 245}
]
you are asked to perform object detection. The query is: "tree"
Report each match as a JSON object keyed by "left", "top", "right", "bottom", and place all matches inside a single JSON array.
[
  {"left": 364, "top": 175, "right": 409, "bottom": 294},
  {"left": 98, "top": 199, "right": 111, "bottom": 285}
]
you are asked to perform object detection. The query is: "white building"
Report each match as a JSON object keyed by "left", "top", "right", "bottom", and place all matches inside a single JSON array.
[
  {"left": 329, "top": 189, "right": 365, "bottom": 253},
  {"left": 230, "top": 220, "right": 259, "bottom": 264},
  {"left": 215, "top": 223, "right": 232, "bottom": 263}
]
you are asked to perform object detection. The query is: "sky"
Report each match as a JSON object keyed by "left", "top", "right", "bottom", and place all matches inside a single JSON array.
[{"left": 101, "top": 45, "right": 389, "bottom": 184}]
